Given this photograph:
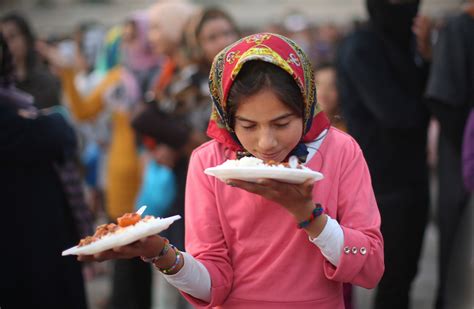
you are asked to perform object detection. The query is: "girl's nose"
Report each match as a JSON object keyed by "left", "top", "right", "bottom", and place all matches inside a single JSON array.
[{"left": 257, "top": 129, "right": 278, "bottom": 151}]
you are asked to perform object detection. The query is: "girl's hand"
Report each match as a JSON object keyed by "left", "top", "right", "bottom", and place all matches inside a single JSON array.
[
  {"left": 77, "top": 235, "right": 164, "bottom": 263},
  {"left": 226, "top": 178, "right": 315, "bottom": 221}
]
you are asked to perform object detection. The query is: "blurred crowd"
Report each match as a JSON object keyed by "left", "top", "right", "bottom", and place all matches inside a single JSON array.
[{"left": 0, "top": 0, "right": 472, "bottom": 308}]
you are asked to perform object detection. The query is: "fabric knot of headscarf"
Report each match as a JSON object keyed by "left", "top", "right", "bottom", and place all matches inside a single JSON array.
[{"left": 206, "top": 32, "right": 329, "bottom": 162}]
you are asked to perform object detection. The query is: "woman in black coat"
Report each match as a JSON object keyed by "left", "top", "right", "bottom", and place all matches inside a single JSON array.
[{"left": 0, "top": 33, "right": 88, "bottom": 309}]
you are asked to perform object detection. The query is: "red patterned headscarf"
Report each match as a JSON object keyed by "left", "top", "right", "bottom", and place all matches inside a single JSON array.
[{"left": 207, "top": 33, "right": 329, "bottom": 160}]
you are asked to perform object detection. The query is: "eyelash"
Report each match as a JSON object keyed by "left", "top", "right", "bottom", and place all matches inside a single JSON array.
[
  {"left": 241, "top": 125, "right": 256, "bottom": 130},
  {"left": 241, "top": 123, "right": 290, "bottom": 130}
]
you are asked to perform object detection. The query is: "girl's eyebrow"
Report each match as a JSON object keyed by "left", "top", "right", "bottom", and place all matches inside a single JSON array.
[{"left": 235, "top": 113, "right": 294, "bottom": 123}]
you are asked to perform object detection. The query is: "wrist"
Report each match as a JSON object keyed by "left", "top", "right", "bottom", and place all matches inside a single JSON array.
[
  {"left": 140, "top": 238, "right": 170, "bottom": 263},
  {"left": 151, "top": 244, "right": 176, "bottom": 268},
  {"left": 291, "top": 200, "right": 316, "bottom": 222},
  {"left": 306, "top": 214, "right": 328, "bottom": 239},
  {"left": 155, "top": 245, "right": 183, "bottom": 275},
  {"left": 297, "top": 204, "right": 324, "bottom": 229}
]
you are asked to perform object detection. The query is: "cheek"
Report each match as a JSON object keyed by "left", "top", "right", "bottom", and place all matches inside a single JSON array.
[
  {"left": 284, "top": 123, "right": 304, "bottom": 148},
  {"left": 330, "top": 89, "right": 339, "bottom": 102},
  {"left": 234, "top": 128, "right": 254, "bottom": 150}
]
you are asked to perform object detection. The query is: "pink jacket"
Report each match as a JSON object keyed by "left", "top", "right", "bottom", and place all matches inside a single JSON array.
[{"left": 182, "top": 128, "right": 384, "bottom": 308}]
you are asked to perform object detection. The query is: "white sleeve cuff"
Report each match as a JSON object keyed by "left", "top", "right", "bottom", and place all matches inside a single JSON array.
[
  {"left": 309, "top": 215, "right": 344, "bottom": 266},
  {"left": 162, "top": 251, "right": 211, "bottom": 302}
]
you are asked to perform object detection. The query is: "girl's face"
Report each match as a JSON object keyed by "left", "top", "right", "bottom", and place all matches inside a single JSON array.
[
  {"left": 198, "top": 17, "right": 238, "bottom": 64},
  {"left": 234, "top": 89, "right": 303, "bottom": 163},
  {"left": 1, "top": 21, "right": 27, "bottom": 65}
]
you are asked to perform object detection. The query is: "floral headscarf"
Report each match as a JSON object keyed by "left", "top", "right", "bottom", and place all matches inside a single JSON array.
[{"left": 207, "top": 32, "right": 329, "bottom": 161}]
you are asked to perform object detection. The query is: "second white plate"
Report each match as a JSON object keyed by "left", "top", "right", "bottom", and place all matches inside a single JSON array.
[
  {"left": 62, "top": 215, "right": 181, "bottom": 256},
  {"left": 204, "top": 166, "right": 324, "bottom": 184}
]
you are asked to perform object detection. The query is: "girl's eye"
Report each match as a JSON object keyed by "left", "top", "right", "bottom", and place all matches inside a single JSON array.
[
  {"left": 274, "top": 122, "right": 290, "bottom": 128},
  {"left": 242, "top": 125, "right": 256, "bottom": 130}
]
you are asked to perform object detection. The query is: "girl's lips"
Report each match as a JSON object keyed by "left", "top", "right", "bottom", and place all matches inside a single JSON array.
[{"left": 259, "top": 151, "right": 283, "bottom": 162}]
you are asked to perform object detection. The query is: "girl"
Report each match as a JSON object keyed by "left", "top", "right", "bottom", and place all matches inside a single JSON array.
[{"left": 80, "top": 33, "right": 384, "bottom": 308}]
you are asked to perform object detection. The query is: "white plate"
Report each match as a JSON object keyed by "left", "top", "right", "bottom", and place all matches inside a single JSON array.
[
  {"left": 204, "top": 166, "right": 324, "bottom": 184},
  {"left": 62, "top": 215, "right": 181, "bottom": 256}
]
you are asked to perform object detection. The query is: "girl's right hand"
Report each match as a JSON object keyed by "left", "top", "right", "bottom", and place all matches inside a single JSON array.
[{"left": 77, "top": 235, "right": 165, "bottom": 263}]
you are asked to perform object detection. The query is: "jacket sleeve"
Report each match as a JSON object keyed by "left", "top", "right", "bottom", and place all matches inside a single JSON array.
[
  {"left": 180, "top": 149, "right": 233, "bottom": 307},
  {"left": 323, "top": 137, "right": 384, "bottom": 288},
  {"left": 0, "top": 106, "right": 76, "bottom": 162}
]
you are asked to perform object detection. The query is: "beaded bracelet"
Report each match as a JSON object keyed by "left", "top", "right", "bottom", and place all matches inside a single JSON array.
[
  {"left": 140, "top": 238, "right": 170, "bottom": 264},
  {"left": 297, "top": 204, "right": 324, "bottom": 229},
  {"left": 158, "top": 245, "right": 181, "bottom": 275}
]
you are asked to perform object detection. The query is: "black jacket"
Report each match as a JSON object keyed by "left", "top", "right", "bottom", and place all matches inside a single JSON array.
[
  {"left": 0, "top": 104, "right": 87, "bottom": 308},
  {"left": 337, "top": 26, "right": 430, "bottom": 194}
]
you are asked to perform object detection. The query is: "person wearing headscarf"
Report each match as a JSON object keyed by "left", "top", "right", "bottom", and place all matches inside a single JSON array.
[
  {"left": 0, "top": 32, "right": 88, "bottom": 309},
  {"left": 1, "top": 11, "right": 94, "bottom": 250},
  {"left": 38, "top": 11, "right": 162, "bottom": 309},
  {"left": 127, "top": 6, "right": 240, "bottom": 308},
  {"left": 337, "top": 1, "right": 431, "bottom": 308},
  {"left": 130, "top": 0, "right": 201, "bottom": 251},
  {"left": 80, "top": 32, "right": 384, "bottom": 309},
  {"left": 132, "top": 6, "right": 240, "bottom": 154}
]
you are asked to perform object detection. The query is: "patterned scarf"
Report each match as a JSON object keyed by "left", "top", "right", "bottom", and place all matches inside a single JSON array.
[{"left": 207, "top": 32, "right": 329, "bottom": 162}]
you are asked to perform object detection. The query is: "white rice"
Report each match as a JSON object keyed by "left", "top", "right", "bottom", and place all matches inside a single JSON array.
[{"left": 220, "top": 156, "right": 298, "bottom": 169}]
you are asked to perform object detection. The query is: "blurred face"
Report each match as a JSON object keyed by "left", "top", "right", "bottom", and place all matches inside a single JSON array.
[
  {"left": 315, "top": 67, "right": 338, "bottom": 113},
  {"left": 198, "top": 17, "right": 238, "bottom": 63},
  {"left": 1, "top": 21, "right": 27, "bottom": 65},
  {"left": 122, "top": 20, "right": 137, "bottom": 46},
  {"left": 148, "top": 19, "right": 175, "bottom": 56},
  {"left": 234, "top": 89, "right": 303, "bottom": 163}
]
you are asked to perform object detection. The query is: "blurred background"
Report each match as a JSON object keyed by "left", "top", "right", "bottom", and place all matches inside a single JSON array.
[
  {"left": 0, "top": 0, "right": 472, "bottom": 309},
  {"left": 0, "top": 0, "right": 462, "bottom": 35}
]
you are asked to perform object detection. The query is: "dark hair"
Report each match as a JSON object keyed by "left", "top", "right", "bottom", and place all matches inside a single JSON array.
[
  {"left": 227, "top": 61, "right": 304, "bottom": 128},
  {"left": 1, "top": 12, "right": 38, "bottom": 73},
  {"left": 195, "top": 7, "right": 240, "bottom": 40},
  {"left": 0, "top": 32, "right": 14, "bottom": 87},
  {"left": 182, "top": 7, "right": 240, "bottom": 68}
]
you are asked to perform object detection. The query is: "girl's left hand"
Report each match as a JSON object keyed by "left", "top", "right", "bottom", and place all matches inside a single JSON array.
[
  {"left": 77, "top": 235, "right": 163, "bottom": 263},
  {"left": 226, "top": 178, "right": 315, "bottom": 220}
]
